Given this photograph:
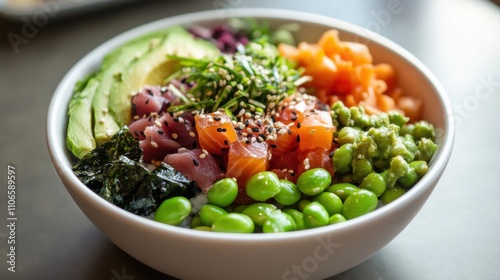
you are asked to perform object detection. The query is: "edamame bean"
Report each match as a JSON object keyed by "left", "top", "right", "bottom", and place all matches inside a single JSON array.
[
  {"left": 397, "top": 169, "right": 418, "bottom": 188},
  {"left": 246, "top": 171, "right": 281, "bottom": 202},
  {"left": 338, "top": 127, "right": 360, "bottom": 146},
  {"left": 262, "top": 210, "right": 297, "bottom": 233},
  {"left": 297, "top": 199, "right": 312, "bottom": 212},
  {"left": 359, "top": 172, "right": 386, "bottom": 196},
  {"left": 326, "top": 183, "right": 359, "bottom": 201},
  {"left": 154, "top": 196, "right": 192, "bottom": 226},
  {"left": 302, "top": 202, "right": 329, "bottom": 228},
  {"left": 381, "top": 187, "right": 406, "bottom": 205},
  {"left": 275, "top": 180, "right": 301, "bottom": 206},
  {"left": 190, "top": 215, "right": 202, "bottom": 228},
  {"left": 232, "top": 204, "right": 248, "bottom": 213},
  {"left": 352, "top": 158, "right": 373, "bottom": 182},
  {"left": 212, "top": 213, "right": 255, "bottom": 233},
  {"left": 282, "top": 209, "right": 306, "bottom": 230},
  {"left": 297, "top": 168, "right": 332, "bottom": 196},
  {"left": 241, "top": 203, "right": 277, "bottom": 226},
  {"left": 199, "top": 204, "right": 227, "bottom": 226},
  {"left": 409, "top": 160, "right": 428, "bottom": 178},
  {"left": 193, "top": 226, "right": 212, "bottom": 231},
  {"left": 207, "top": 178, "right": 238, "bottom": 207},
  {"left": 333, "top": 144, "right": 353, "bottom": 174},
  {"left": 388, "top": 111, "right": 409, "bottom": 128},
  {"left": 412, "top": 121, "right": 435, "bottom": 140},
  {"left": 342, "top": 189, "right": 378, "bottom": 220},
  {"left": 312, "top": 192, "right": 343, "bottom": 216},
  {"left": 328, "top": 214, "right": 347, "bottom": 225}
]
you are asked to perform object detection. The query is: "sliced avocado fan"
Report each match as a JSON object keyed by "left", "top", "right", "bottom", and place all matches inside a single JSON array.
[{"left": 66, "top": 26, "right": 220, "bottom": 159}]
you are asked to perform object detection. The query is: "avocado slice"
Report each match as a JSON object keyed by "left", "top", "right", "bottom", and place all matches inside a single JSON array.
[
  {"left": 93, "top": 30, "right": 170, "bottom": 145},
  {"left": 108, "top": 26, "right": 220, "bottom": 127},
  {"left": 66, "top": 74, "right": 100, "bottom": 159}
]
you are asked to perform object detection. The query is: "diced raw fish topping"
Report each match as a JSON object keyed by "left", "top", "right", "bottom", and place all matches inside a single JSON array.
[{"left": 165, "top": 149, "right": 224, "bottom": 192}]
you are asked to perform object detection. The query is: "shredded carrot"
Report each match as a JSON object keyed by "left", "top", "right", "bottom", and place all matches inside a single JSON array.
[{"left": 279, "top": 29, "right": 423, "bottom": 121}]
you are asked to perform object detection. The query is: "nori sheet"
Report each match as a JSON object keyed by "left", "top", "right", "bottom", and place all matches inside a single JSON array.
[{"left": 72, "top": 127, "right": 197, "bottom": 216}]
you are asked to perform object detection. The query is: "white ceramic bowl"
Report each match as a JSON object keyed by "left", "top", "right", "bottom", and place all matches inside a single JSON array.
[{"left": 46, "top": 8, "right": 454, "bottom": 280}]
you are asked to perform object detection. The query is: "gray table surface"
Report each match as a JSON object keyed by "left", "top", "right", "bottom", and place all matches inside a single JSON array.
[{"left": 1, "top": 0, "right": 499, "bottom": 279}]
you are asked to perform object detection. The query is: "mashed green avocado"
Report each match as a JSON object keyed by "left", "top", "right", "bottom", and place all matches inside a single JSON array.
[
  {"left": 66, "top": 26, "right": 220, "bottom": 158},
  {"left": 331, "top": 101, "right": 437, "bottom": 193}
]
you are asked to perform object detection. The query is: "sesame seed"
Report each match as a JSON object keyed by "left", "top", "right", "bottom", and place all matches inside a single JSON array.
[
  {"left": 171, "top": 133, "right": 178, "bottom": 139},
  {"left": 199, "top": 153, "right": 206, "bottom": 159},
  {"left": 189, "top": 132, "right": 196, "bottom": 137},
  {"left": 150, "top": 141, "right": 158, "bottom": 148}
]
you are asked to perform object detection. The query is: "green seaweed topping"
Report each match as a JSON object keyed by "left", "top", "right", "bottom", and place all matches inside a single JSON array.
[{"left": 72, "top": 127, "right": 196, "bottom": 216}]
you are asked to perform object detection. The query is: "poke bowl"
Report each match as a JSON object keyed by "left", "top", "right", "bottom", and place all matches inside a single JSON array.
[{"left": 46, "top": 8, "right": 454, "bottom": 280}]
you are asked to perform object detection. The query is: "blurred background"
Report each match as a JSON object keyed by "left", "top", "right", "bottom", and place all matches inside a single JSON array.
[{"left": 1, "top": 0, "right": 499, "bottom": 279}]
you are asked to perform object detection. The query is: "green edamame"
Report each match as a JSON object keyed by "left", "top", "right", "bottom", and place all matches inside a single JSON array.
[
  {"left": 154, "top": 196, "right": 192, "bottom": 226},
  {"left": 326, "top": 183, "right": 359, "bottom": 201},
  {"left": 359, "top": 172, "right": 386, "bottom": 196},
  {"left": 241, "top": 203, "right": 277, "bottom": 226},
  {"left": 381, "top": 187, "right": 406, "bottom": 205},
  {"left": 207, "top": 178, "right": 238, "bottom": 207},
  {"left": 297, "top": 199, "right": 312, "bottom": 212},
  {"left": 199, "top": 204, "right": 227, "bottom": 226},
  {"left": 333, "top": 144, "right": 353, "bottom": 174},
  {"left": 262, "top": 210, "right": 297, "bottom": 233},
  {"left": 302, "top": 201, "right": 329, "bottom": 228},
  {"left": 282, "top": 208, "right": 306, "bottom": 230},
  {"left": 297, "top": 168, "right": 332, "bottom": 196},
  {"left": 328, "top": 213, "right": 347, "bottom": 225},
  {"left": 352, "top": 158, "right": 373, "bottom": 182},
  {"left": 246, "top": 171, "right": 281, "bottom": 201},
  {"left": 212, "top": 213, "right": 255, "bottom": 233},
  {"left": 275, "top": 180, "right": 302, "bottom": 206},
  {"left": 342, "top": 189, "right": 378, "bottom": 220},
  {"left": 312, "top": 192, "right": 343, "bottom": 216}
]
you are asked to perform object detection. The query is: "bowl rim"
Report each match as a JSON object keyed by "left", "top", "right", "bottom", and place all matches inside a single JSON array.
[{"left": 46, "top": 8, "right": 455, "bottom": 242}]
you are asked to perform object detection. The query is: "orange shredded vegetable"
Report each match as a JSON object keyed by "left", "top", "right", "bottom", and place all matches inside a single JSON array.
[{"left": 279, "top": 29, "right": 423, "bottom": 121}]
